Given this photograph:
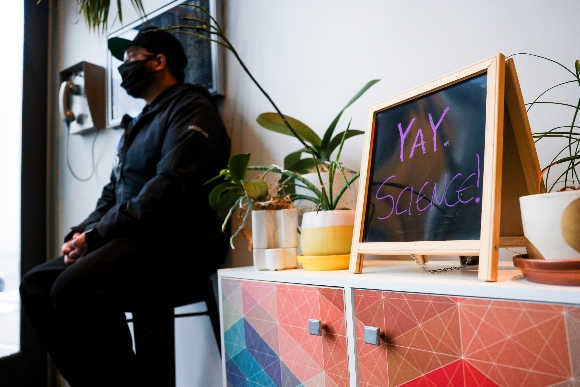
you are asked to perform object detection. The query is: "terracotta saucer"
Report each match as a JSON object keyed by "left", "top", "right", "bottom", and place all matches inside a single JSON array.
[{"left": 513, "top": 254, "right": 580, "bottom": 286}]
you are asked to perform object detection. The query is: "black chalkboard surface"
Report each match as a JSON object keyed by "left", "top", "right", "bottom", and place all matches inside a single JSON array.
[
  {"left": 363, "top": 74, "right": 487, "bottom": 243},
  {"left": 350, "top": 53, "right": 545, "bottom": 281}
]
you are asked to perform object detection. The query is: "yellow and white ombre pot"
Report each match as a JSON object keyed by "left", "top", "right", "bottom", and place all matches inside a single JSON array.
[{"left": 298, "top": 210, "right": 355, "bottom": 270}]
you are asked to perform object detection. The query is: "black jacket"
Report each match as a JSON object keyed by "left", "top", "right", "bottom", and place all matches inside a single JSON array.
[{"left": 68, "top": 84, "right": 231, "bottom": 266}]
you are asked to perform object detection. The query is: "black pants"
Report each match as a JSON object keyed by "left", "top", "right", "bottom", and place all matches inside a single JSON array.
[{"left": 19, "top": 238, "right": 214, "bottom": 387}]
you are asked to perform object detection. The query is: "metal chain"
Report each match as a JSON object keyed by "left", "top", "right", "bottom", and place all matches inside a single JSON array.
[
  {"left": 410, "top": 254, "right": 470, "bottom": 274},
  {"left": 504, "top": 247, "right": 524, "bottom": 255}
]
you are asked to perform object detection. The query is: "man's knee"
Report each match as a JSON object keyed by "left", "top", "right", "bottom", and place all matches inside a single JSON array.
[
  {"left": 49, "top": 269, "right": 86, "bottom": 310},
  {"left": 19, "top": 257, "right": 65, "bottom": 301},
  {"left": 19, "top": 265, "right": 48, "bottom": 303}
]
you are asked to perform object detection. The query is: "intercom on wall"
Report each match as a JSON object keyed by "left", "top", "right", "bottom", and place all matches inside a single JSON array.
[{"left": 59, "top": 61, "right": 105, "bottom": 134}]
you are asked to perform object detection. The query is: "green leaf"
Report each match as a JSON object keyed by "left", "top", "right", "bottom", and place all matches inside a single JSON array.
[
  {"left": 241, "top": 178, "right": 269, "bottom": 201},
  {"left": 323, "top": 130, "right": 365, "bottom": 160},
  {"left": 202, "top": 170, "right": 227, "bottom": 187},
  {"left": 257, "top": 113, "right": 322, "bottom": 147},
  {"left": 288, "top": 157, "right": 321, "bottom": 174},
  {"left": 283, "top": 149, "right": 307, "bottom": 170},
  {"left": 288, "top": 193, "right": 320, "bottom": 206},
  {"left": 73, "top": 0, "right": 146, "bottom": 34},
  {"left": 215, "top": 187, "right": 244, "bottom": 220},
  {"left": 332, "top": 172, "right": 360, "bottom": 209},
  {"left": 321, "top": 79, "right": 380, "bottom": 149},
  {"left": 228, "top": 153, "right": 251, "bottom": 183},
  {"left": 208, "top": 182, "right": 238, "bottom": 210}
]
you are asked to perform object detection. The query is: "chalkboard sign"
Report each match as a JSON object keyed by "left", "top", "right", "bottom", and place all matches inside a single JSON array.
[
  {"left": 350, "top": 54, "right": 542, "bottom": 281},
  {"left": 106, "top": 0, "right": 222, "bottom": 128},
  {"left": 363, "top": 73, "right": 487, "bottom": 243}
]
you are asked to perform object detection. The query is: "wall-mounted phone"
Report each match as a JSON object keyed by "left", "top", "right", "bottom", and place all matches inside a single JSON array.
[{"left": 59, "top": 61, "right": 105, "bottom": 135}]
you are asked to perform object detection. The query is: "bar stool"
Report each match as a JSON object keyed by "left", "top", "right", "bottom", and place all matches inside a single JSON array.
[{"left": 127, "top": 278, "right": 221, "bottom": 387}]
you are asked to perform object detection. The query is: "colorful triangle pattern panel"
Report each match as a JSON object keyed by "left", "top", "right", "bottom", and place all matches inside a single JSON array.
[
  {"left": 242, "top": 280, "right": 277, "bottom": 316},
  {"left": 355, "top": 334, "right": 389, "bottom": 387},
  {"left": 225, "top": 353, "right": 246, "bottom": 387},
  {"left": 245, "top": 301, "right": 280, "bottom": 355},
  {"left": 398, "top": 359, "right": 499, "bottom": 387},
  {"left": 355, "top": 290, "right": 579, "bottom": 386},
  {"left": 225, "top": 318, "right": 246, "bottom": 360},
  {"left": 222, "top": 278, "right": 244, "bottom": 332},
  {"left": 355, "top": 291, "right": 462, "bottom": 386},
  {"left": 223, "top": 279, "right": 348, "bottom": 387},
  {"left": 460, "top": 298, "right": 571, "bottom": 386},
  {"left": 244, "top": 319, "right": 282, "bottom": 386},
  {"left": 223, "top": 294, "right": 244, "bottom": 333},
  {"left": 225, "top": 317, "right": 296, "bottom": 387},
  {"left": 232, "top": 348, "right": 277, "bottom": 387},
  {"left": 565, "top": 306, "right": 580, "bottom": 380}
]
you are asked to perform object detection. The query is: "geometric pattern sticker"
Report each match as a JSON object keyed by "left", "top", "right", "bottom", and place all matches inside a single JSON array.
[
  {"left": 354, "top": 289, "right": 580, "bottom": 387},
  {"left": 222, "top": 278, "right": 348, "bottom": 387},
  {"left": 399, "top": 359, "right": 500, "bottom": 387},
  {"left": 566, "top": 306, "right": 580, "bottom": 380}
]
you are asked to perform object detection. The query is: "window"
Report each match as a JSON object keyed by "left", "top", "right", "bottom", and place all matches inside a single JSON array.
[{"left": 0, "top": 1, "right": 23, "bottom": 358}]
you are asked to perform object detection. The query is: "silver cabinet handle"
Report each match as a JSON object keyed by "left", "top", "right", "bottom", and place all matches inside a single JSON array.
[
  {"left": 364, "top": 326, "right": 380, "bottom": 345},
  {"left": 308, "top": 319, "right": 322, "bottom": 336}
]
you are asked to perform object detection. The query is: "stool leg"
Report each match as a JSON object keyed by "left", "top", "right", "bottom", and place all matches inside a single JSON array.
[{"left": 133, "top": 304, "right": 176, "bottom": 387}]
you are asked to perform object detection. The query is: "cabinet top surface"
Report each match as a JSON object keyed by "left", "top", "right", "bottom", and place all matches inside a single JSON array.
[{"left": 218, "top": 260, "right": 580, "bottom": 305}]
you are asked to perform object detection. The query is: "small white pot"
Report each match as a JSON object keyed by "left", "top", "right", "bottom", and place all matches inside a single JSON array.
[
  {"left": 251, "top": 208, "right": 298, "bottom": 270},
  {"left": 519, "top": 190, "right": 580, "bottom": 260},
  {"left": 251, "top": 208, "right": 298, "bottom": 249}
]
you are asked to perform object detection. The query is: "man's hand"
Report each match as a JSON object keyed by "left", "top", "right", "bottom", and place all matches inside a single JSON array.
[{"left": 62, "top": 232, "right": 91, "bottom": 265}]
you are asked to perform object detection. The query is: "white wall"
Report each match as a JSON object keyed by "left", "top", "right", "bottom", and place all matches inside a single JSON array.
[
  {"left": 48, "top": 0, "right": 579, "bottom": 383},
  {"left": 218, "top": 0, "right": 580, "bottom": 265}
]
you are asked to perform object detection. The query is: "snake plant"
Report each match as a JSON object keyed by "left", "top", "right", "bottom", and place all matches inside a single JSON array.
[{"left": 510, "top": 53, "right": 580, "bottom": 192}]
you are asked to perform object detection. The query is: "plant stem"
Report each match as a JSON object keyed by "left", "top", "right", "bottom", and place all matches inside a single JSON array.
[
  {"left": 333, "top": 172, "right": 360, "bottom": 209},
  {"left": 174, "top": 3, "right": 329, "bottom": 207},
  {"left": 247, "top": 165, "right": 322, "bottom": 198}
]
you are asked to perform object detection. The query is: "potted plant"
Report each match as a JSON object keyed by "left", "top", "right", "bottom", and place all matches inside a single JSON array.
[
  {"left": 206, "top": 151, "right": 357, "bottom": 270},
  {"left": 171, "top": 5, "right": 371, "bottom": 270},
  {"left": 256, "top": 80, "right": 378, "bottom": 215},
  {"left": 204, "top": 153, "right": 299, "bottom": 270},
  {"left": 513, "top": 54, "right": 580, "bottom": 262},
  {"left": 256, "top": 79, "right": 378, "bottom": 176}
]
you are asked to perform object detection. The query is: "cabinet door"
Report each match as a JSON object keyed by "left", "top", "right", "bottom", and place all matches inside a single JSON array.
[
  {"left": 221, "top": 278, "right": 349, "bottom": 386},
  {"left": 354, "top": 289, "right": 580, "bottom": 387}
]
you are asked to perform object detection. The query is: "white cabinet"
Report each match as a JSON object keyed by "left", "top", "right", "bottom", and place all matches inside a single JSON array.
[{"left": 218, "top": 261, "right": 580, "bottom": 386}]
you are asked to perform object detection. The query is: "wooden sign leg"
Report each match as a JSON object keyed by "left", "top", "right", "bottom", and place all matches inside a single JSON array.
[
  {"left": 350, "top": 253, "right": 365, "bottom": 274},
  {"left": 478, "top": 245, "right": 499, "bottom": 282},
  {"left": 416, "top": 255, "right": 428, "bottom": 264}
]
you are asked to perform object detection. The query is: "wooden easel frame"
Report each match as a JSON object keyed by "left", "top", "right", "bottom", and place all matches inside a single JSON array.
[{"left": 349, "top": 54, "right": 542, "bottom": 281}]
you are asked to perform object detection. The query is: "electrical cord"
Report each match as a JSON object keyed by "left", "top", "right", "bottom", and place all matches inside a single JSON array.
[{"left": 64, "top": 121, "right": 99, "bottom": 182}]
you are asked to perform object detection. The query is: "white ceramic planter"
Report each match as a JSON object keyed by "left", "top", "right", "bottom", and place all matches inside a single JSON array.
[
  {"left": 519, "top": 190, "right": 580, "bottom": 260},
  {"left": 251, "top": 208, "right": 298, "bottom": 270}
]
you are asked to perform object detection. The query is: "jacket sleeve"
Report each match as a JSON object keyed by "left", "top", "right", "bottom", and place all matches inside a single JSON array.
[
  {"left": 64, "top": 172, "right": 118, "bottom": 242},
  {"left": 84, "top": 95, "right": 229, "bottom": 249}
]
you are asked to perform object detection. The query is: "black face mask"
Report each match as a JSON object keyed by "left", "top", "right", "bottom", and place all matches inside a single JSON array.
[{"left": 118, "top": 57, "right": 157, "bottom": 98}]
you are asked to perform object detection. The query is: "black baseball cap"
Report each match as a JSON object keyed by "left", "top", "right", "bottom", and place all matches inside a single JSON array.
[{"left": 108, "top": 26, "right": 188, "bottom": 76}]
